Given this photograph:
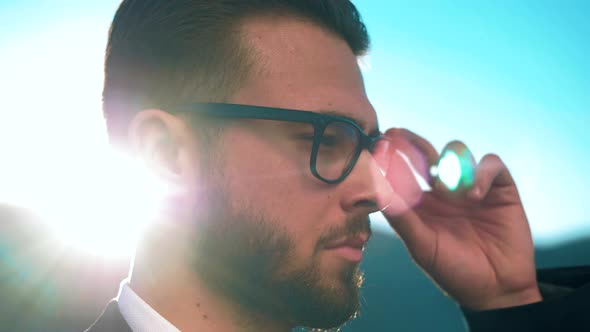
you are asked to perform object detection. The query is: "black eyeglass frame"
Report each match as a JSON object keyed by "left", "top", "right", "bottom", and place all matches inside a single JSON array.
[{"left": 172, "top": 103, "right": 384, "bottom": 184}]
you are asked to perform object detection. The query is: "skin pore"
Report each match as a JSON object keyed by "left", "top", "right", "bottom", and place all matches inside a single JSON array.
[{"left": 129, "top": 16, "right": 394, "bottom": 332}]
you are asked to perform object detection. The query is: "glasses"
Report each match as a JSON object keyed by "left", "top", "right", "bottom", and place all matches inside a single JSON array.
[{"left": 172, "top": 103, "right": 386, "bottom": 184}]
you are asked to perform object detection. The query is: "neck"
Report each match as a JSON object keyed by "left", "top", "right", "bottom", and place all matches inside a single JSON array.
[{"left": 129, "top": 251, "right": 293, "bottom": 332}]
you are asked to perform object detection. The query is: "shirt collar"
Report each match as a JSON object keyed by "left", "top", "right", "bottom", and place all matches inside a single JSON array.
[{"left": 117, "top": 279, "right": 181, "bottom": 332}]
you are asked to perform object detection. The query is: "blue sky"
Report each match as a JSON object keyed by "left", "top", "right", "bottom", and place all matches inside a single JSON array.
[
  {"left": 354, "top": 1, "right": 590, "bottom": 245},
  {"left": 0, "top": 1, "right": 588, "bottom": 247}
]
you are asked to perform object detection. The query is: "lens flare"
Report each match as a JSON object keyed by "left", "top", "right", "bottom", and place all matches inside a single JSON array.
[
  {"left": 434, "top": 141, "right": 476, "bottom": 192},
  {"left": 438, "top": 151, "right": 462, "bottom": 191},
  {"left": 0, "top": 147, "right": 170, "bottom": 258}
]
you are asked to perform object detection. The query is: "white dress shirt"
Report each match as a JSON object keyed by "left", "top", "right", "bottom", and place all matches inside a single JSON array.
[{"left": 117, "top": 279, "right": 181, "bottom": 332}]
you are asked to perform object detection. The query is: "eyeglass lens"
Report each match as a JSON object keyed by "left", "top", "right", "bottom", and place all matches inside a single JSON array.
[{"left": 315, "top": 121, "right": 361, "bottom": 180}]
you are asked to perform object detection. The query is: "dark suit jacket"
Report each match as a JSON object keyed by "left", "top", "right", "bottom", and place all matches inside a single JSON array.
[
  {"left": 85, "top": 267, "right": 590, "bottom": 332},
  {"left": 463, "top": 266, "right": 590, "bottom": 332},
  {"left": 84, "top": 300, "right": 132, "bottom": 332}
]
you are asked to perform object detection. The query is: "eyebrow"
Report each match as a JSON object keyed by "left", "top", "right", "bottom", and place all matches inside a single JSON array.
[{"left": 321, "top": 110, "right": 380, "bottom": 136}]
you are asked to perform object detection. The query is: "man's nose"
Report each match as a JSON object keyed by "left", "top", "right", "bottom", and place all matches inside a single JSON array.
[{"left": 339, "top": 149, "right": 394, "bottom": 214}]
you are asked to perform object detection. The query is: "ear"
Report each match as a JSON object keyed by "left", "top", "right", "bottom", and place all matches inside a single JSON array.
[{"left": 128, "top": 109, "right": 197, "bottom": 189}]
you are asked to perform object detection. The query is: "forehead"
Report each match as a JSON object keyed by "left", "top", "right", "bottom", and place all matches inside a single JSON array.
[{"left": 231, "top": 16, "right": 379, "bottom": 134}]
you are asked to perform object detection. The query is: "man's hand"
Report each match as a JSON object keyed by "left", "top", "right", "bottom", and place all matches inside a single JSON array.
[{"left": 373, "top": 128, "right": 542, "bottom": 310}]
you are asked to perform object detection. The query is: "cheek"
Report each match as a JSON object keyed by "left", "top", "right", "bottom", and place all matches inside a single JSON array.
[
  {"left": 221, "top": 131, "right": 330, "bottom": 258},
  {"left": 221, "top": 128, "right": 309, "bottom": 208}
]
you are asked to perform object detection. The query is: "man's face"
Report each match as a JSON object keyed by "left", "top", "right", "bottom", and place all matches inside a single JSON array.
[{"left": 188, "top": 17, "right": 391, "bottom": 329}]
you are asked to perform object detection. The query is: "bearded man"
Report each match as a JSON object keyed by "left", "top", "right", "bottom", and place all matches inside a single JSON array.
[{"left": 86, "top": 1, "right": 590, "bottom": 331}]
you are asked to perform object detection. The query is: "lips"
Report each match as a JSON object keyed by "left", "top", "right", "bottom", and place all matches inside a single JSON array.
[
  {"left": 323, "top": 233, "right": 369, "bottom": 250},
  {"left": 323, "top": 234, "right": 369, "bottom": 264}
]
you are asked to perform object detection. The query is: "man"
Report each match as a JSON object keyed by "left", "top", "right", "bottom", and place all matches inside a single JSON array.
[{"left": 87, "top": 1, "right": 589, "bottom": 331}]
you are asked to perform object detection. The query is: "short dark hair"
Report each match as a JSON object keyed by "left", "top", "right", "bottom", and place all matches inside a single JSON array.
[{"left": 103, "top": 0, "right": 370, "bottom": 150}]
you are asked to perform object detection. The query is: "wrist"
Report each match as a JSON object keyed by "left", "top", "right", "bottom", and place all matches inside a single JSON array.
[{"left": 463, "top": 287, "right": 543, "bottom": 311}]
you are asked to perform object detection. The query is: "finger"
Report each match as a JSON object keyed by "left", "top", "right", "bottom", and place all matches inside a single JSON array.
[
  {"left": 468, "top": 154, "right": 515, "bottom": 201},
  {"left": 378, "top": 145, "right": 424, "bottom": 220},
  {"left": 395, "top": 128, "right": 440, "bottom": 167},
  {"left": 383, "top": 128, "right": 434, "bottom": 184}
]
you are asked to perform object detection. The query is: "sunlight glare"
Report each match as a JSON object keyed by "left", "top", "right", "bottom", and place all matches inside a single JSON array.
[
  {"left": 437, "top": 151, "right": 462, "bottom": 191},
  {"left": 0, "top": 146, "right": 170, "bottom": 257},
  {"left": 0, "top": 19, "right": 174, "bottom": 257}
]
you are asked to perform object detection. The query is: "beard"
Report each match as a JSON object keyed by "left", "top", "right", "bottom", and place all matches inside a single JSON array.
[{"left": 189, "top": 177, "right": 370, "bottom": 329}]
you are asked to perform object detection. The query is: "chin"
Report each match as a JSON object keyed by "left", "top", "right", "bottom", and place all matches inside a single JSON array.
[{"left": 294, "top": 266, "right": 363, "bottom": 329}]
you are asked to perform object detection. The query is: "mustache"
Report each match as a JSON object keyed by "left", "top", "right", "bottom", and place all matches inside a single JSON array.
[{"left": 316, "top": 216, "right": 372, "bottom": 249}]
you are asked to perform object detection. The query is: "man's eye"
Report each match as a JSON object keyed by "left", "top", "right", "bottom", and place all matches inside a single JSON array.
[
  {"left": 295, "top": 134, "right": 315, "bottom": 141},
  {"left": 320, "top": 135, "right": 338, "bottom": 147},
  {"left": 294, "top": 134, "right": 340, "bottom": 147}
]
